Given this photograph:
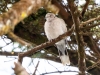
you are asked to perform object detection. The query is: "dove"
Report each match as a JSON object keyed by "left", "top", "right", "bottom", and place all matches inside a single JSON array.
[{"left": 44, "top": 13, "right": 70, "bottom": 65}]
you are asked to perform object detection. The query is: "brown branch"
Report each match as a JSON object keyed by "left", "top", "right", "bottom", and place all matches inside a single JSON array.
[
  {"left": 40, "top": 71, "right": 78, "bottom": 75},
  {"left": 0, "top": 51, "right": 19, "bottom": 56},
  {"left": 87, "top": 59, "right": 100, "bottom": 71},
  {"left": 18, "top": 26, "right": 74, "bottom": 63},
  {"left": 32, "top": 61, "right": 40, "bottom": 75},
  {"left": 81, "top": 0, "right": 90, "bottom": 17},
  {"left": 67, "top": 0, "right": 86, "bottom": 75},
  {"left": 81, "top": 34, "right": 100, "bottom": 58},
  {"left": 0, "top": 0, "right": 49, "bottom": 36},
  {"left": 7, "top": 32, "right": 32, "bottom": 46},
  {"left": 80, "top": 16, "right": 100, "bottom": 27},
  {"left": 1, "top": 49, "right": 99, "bottom": 74},
  {"left": 13, "top": 62, "right": 29, "bottom": 75},
  {"left": 52, "top": 0, "right": 73, "bottom": 27},
  {"left": 88, "top": 36, "right": 100, "bottom": 57},
  {"left": 81, "top": 22, "right": 100, "bottom": 30},
  {"left": 0, "top": 50, "right": 61, "bottom": 63}
]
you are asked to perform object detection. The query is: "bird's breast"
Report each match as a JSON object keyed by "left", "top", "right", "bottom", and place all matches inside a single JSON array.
[{"left": 44, "top": 21, "right": 64, "bottom": 40}]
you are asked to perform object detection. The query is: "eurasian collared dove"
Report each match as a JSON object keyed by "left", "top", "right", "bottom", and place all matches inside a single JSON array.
[{"left": 44, "top": 13, "right": 70, "bottom": 65}]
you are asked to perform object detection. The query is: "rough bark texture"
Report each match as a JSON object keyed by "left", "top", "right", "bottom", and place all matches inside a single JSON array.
[{"left": 67, "top": 0, "right": 86, "bottom": 74}]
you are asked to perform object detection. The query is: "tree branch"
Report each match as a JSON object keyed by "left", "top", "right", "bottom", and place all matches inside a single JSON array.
[
  {"left": 80, "top": 16, "right": 100, "bottom": 27},
  {"left": 18, "top": 26, "right": 74, "bottom": 63},
  {"left": 40, "top": 71, "right": 78, "bottom": 75},
  {"left": 81, "top": 22, "right": 100, "bottom": 30},
  {"left": 7, "top": 31, "right": 32, "bottom": 46},
  {"left": 52, "top": 0, "right": 73, "bottom": 27},
  {"left": 81, "top": 0, "right": 90, "bottom": 17},
  {"left": 13, "top": 62, "right": 29, "bottom": 75},
  {"left": 0, "top": 51, "right": 18, "bottom": 56},
  {"left": 0, "top": 0, "right": 49, "bottom": 36},
  {"left": 32, "top": 61, "right": 40, "bottom": 75},
  {"left": 67, "top": 0, "right": 86, "bottom": 75}
]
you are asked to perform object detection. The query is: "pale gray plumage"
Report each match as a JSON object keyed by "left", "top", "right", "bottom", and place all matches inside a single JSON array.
[{"left": 44, "top": 13, "right": 70, "bottom": 65}]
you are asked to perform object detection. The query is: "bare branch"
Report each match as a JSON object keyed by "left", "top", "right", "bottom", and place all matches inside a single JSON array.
[
  {"left": 81, "top": 0, "right": 90, "bottom": 17},
  {"left": 52, "top": 0, "right": 73, "bottom": 27},
  {"left": 67, "top": 0, "right": 86, "bottom": 75},
  {"left": 81, "top": 22, "right": 100, "bottom": 30},
  {"left": 40, "top": 71, "right": 78, "bottom": 75},
  {"left": 0, "top": 0, "right": 49, "bottom": 36},
  {"left": 13, "top": 62, "right": 29, "bottom": 75},
  {"left": 87, "top": 59, "right": 100, "bottom": 71},
  {"left": 7, "top": 32, "right": 32, "bottom": 46},
  {"left": 18, "top": 26, "right": 74, "bottom": 63},
  {"left": 80, "top": 16, "right": 100, "bottom": 27},
  {"left": 32, "top": 61, "right": 40, "bottom": 75}
]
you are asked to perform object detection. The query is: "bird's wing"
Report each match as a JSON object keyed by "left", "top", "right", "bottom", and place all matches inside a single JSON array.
[
  {"left": 53, "top": 18, "right": 67, "bottom": 33},
  {"left": 44, "top": 17, "right": 67, "bottom": 40}
]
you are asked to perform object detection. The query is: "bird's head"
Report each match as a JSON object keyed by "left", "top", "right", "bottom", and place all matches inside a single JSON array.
[{"left": 45, "top": 13, "right": 56, "bottom": 22}]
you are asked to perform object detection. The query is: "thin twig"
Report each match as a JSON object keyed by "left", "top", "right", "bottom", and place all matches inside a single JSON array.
[
  {"left": 87, "top": 59, "right": 100, "bottom": 71},
  {"left": 80, "top": 16, "right": 100, "bottom": 27},
  {"left": 81, "top": 22, "right": 100, "bottom": 30},
  {"left": 40, "top": 71, "right": 78, "bottom": 75},
  {"left": 32, "top": 61, "right": 40, "bottom": 75},
  {"left": 81, "top": 0, "right": 90, "bottom": 17}
]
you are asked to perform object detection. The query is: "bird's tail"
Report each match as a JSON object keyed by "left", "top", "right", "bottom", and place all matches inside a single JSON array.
[
  {"left": 60, "top": 54, "right": 70, "bottom": 65},
  {"left": 56, "top": 44, "right": 70, "bottom": 65}
]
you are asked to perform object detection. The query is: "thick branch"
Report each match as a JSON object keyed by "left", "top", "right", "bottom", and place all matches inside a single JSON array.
[
  {"left": 0, "top": 51, "right": 18, "bottom": 56},
  {"left": 13, "top": 62, "right": 29, "bottom": 75},
  {"left": 67, "top": 0, "right": 86, "bottom": 75},
  {"left": 0, "top": 0, "right": 49, "bottom": 36},
  {"left": 18, "top": 26, "right": 74, "bottom": 63}
]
